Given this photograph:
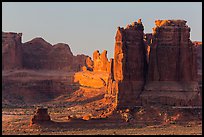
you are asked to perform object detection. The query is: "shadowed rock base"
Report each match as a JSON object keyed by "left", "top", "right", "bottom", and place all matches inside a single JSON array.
[{"left": 30, "top": 107, "right": 51, "bottom": 126}]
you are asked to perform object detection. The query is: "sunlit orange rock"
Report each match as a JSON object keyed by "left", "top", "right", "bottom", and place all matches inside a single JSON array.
[
  {"left": 81, "top": 66, "right": 87, "bottom": 71},
  {"left": 74, "top": 71, "right": 109, "bottom": 88},
  {"left": 93, "top": 50, "right": 110, "bottom": 72},
  {"left": 85, "top": 56, "right": 94, "bottom": 71},
  {"left": 82, "top": 114, "right": 92, "bottom": 121},
  {"left": 144, "top": 33, "right": 153, "bottom": 63}
]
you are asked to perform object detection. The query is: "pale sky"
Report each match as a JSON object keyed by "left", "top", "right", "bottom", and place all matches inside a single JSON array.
[{"left": 2, "top": 2, "right": 202, "bottom": 59}]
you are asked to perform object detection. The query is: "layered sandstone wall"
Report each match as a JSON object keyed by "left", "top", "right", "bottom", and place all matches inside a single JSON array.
[{"left": 147, "top": 20, "right": 197, "bottom": 81}]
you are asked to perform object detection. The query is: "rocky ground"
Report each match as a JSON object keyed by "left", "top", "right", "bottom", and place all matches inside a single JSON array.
[
  {"left": 2, "top": 91, "right": 202, "bottom": 135},
  {"left": 2, "top": 70, "right": 202, "bottom": 135},
  {"left": 2, "top": 107, "right": 202, "bottom": 135}
]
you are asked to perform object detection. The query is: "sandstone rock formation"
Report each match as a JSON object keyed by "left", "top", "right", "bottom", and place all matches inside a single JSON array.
[
  {"left": 141, "top": 20, "right": 200, "bottom": 106},
  {"left": 85, "top": 57, "right": 94, "bottom": 71},
  {"left": 93, "top": 50, "right": 110, "bottom": 72},
  {"left": 72, "top": 54, "right": 89, "bottom": 71},
  {"left": 2, "top": 32, "right": 88, "bottom": 71},
  {"left": 2, "top": 19, "right": 201, "bottom": 113},
  {"left": 76, "top": 49, "right": 112, "bottom": 89},
  {"left": 82, "top": 50, "right": 112, "bottom": 73},
  {"left": 22, "top": 38, "right": 83, "bottom": 71},
  {"left": 22, "top": 37, "right": 53, "bottom": 70},
  {"left": 30, "top": 107, "right": 51, "bottom": 125},
  {"left": 49, "top": 43, "right": 74, "bottom": 71},
  {"left": 193, "top": 41, "right": 202, "bottom": 98},
  {"left": 107, "top": 19, "right": 148, "bottom": 109},
  {"left": 193, "top": 41, "right": 202, "bottom": 71},
  {"left": 74, "top": 71, "right": 109, "bottom": 89},
  {"left": 106, "top": 19, "right": 201, "bottom": 109},
  {"left": 2, "top": 32, "right": 22, "bottom": 70}
]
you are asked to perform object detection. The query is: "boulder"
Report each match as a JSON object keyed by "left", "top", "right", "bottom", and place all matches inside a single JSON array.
[{"left": 30, "top": 107, "right": 51, "bottom": 125}]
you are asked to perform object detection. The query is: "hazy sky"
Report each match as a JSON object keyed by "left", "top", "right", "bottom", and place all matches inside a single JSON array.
[{"left": 2, "top": 2, "right": 202, "bottom": 59}]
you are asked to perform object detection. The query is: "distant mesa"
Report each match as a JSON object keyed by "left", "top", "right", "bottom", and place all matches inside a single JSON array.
[{"left": 2, "top": 32, "right": 88, "bottom": 71}]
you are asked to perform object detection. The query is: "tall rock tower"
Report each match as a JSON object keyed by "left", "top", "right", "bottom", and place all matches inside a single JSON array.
[
  {"left": 107, "top": 19, "right": 148, "bottom": 109},
  {"left": 141, "top": 20, "right": 200, "bottom": 106}
]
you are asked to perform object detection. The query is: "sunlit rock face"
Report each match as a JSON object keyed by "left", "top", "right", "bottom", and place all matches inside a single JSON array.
[
  {"left": 2, "top": 32, "right": 23, "bottom": 70},
  {"left": 82, "top": 49, "right": 112, "bottom": 73},
  {"left": 107, "top": 19, "right": 148, "bottom": 109},
  {"left": 74, "top": 71, "right": 109, "bottom": 89},
  {"left": 141, "top": 20, "right": 200, "bottom": 106},
  {"left": 93, "top": 50, "right": 110, "bottom": 72},
  {"left": 85, "top": 56, "right": 94, "bottom": 71}
]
